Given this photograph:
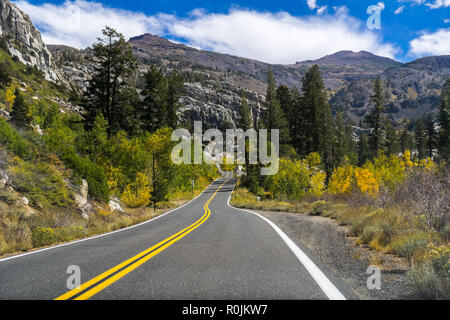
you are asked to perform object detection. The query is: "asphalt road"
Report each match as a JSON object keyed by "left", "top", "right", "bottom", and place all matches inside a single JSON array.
[{"left": 0, "top": 175, "right": 349, "bottom": 300}]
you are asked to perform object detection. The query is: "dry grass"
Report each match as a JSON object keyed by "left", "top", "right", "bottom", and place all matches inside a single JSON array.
[{"left": 231, "top": 186, "right": 449, "bottom": 299}]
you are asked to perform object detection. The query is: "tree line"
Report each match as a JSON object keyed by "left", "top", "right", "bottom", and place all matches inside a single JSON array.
[{"left": 238, "top": 65, "right": 450, "bottom": 194}]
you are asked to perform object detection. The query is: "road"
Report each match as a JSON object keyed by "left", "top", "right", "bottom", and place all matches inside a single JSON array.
[{"left": 0, "top": 175, "right": 349, "bottom": 300}]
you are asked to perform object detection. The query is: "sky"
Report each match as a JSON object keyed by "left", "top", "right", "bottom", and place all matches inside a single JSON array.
[{"left": 12, "top": 0, "right": 450, "bottom": 64}]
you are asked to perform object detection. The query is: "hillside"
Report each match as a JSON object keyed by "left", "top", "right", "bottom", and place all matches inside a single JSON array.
[{"left": 47, "top": 33, "right": 449, "bottom": 128}]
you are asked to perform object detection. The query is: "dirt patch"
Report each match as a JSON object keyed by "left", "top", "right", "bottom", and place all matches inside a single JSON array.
[{"left": 254, "top": 210, "right": 415, "bottom": 300}]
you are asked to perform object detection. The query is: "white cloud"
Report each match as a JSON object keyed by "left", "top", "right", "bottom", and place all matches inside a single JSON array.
[
  {"left": 409, "top": 28, "right": 450, "bottom": 56},
  {"left": 316, "top": 6, "right": 328, "bottom": 14},
  {"left": 14, "top": 0, "right": 399, "bottom": 64},
  {"left": 445, "top": 19, "right": 450, "bottom": 23},
  {"left": 307, "top": 0, "right": 317, "bottom": 10},
  {"left": 395, "top": 5, "right": 406, "bottom": 14},
  {"left": 377, "top": 2, "right": 386, "bottom": 10},
  {"left": 427, "top": 0, "right": 450, "bottom": 9},
  {"left": 13, "top": 0, "right": 164, "bottom": 48}
]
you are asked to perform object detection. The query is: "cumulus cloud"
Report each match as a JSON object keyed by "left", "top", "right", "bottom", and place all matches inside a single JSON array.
[
  {"left": 307, "top": 0, "right": 318, "bottom": 10},
  {"left": 13, "top": 0, "right": 164, "bottom": 48},
  {"left": 426, "top": 0, "right": 450, "bottom": 8},
  {"left": 394, "top": 5, "right": 406, "bottom": 14},
  {"left": 409, "top": 28, "right": 450, "bottom": 56},
  {"left": 14, "top": 0, "right": 399, "bottom": 64}
]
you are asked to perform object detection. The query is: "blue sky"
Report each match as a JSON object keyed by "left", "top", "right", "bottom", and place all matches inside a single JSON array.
[{"left": 13, "top": 0, "right": 450, "bottom": 63}]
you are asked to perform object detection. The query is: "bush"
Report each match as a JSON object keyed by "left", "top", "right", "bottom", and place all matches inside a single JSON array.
[
  {"left": 0, "top": 188, "right": 20, "bottom": 205},
  {"left": 361, "top": 225, "right": 381, "bottom": 244},
  {"left": 60, "top": 149, "right": 109, "bottom": 201},
  {"left": 0, "top": 118, "right": 31, "bottom": 158},
  {"left": 391, "top": 233, "right": 434, "bottom": 259},
  {"left": 9, "top": 158, "right": 73, "bottom": 208},
  {"left": 310, "top": 201, "right": 330, "bottom": 216},
  {"left": 31, "top": 227, "right": 55, "bottom": 247},
  {"left": 32, "top": 226, "right": 86, "bottom": 247},
  {"left": 121, "top": 172, "right": 151, "bottom": 208}
]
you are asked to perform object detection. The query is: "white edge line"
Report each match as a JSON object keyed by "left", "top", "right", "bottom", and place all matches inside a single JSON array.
[
  {"left": 226, "top": 181, "right": 346, "bottom": 301},
  {"left": 0, "top": 179, "right": 221, "bottom": 263}
]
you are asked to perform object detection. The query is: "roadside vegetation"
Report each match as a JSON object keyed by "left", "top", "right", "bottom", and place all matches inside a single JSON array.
[
  {"left": 0, "top": 28, "right": 218, "bottom": 257},
  {"left": 234, "top": 64, "right": 450, "bottom": 299}
]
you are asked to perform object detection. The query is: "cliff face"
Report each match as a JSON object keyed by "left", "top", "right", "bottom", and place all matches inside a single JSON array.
[{"left": 0, "top": 0, "right": 59, "bottom": 82}]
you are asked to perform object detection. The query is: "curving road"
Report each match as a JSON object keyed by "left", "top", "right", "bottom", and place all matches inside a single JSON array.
[{"left": 0, "top": 175, "right": 349, "bottom": 300}]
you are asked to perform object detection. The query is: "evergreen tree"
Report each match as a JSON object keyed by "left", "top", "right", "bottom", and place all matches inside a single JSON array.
[
  {"left": 289, "top": 87, "right": 302, "bottom": 152},
  {"left": 365, "top": 76, "right": 386, "bottom": 158},
  {"left": 262, "top": 68, "right": 289, "bottom": 143},
  {"left": 0, "top": 61, "right": 11, "bottom": 89},
  {"left": 438, "top": 78, "right": 450, "bottom": 161},
  {"left": 335, "top": 111, "right": 346, "bottom": 165},
  {"left": 238, "top": 89, "right": 253, "bottom": 131},
  {"left": 385, "top": 121, "right": 399, "bottom": 155},
  {"left": 276, "top": 85, "right": 292, "bottom": 120},
  {"left": 358, "top": 133, "right": 370, "bottom": 166},
  {"left": 415, "top": 118, "right": 426, "bottom": 160},
  {"left": 10, "top": 89, "right": 31, "bottom": 126},
  {"left": 165, "top": 71, "right": 184, "bottom": 129},
  {"left": 82, "top": 26, "right": 138, "bottom": 136},
  {"left": 424, "top": 113, "right": 437, "bottom": 159},
  {"left": 344, "top": 123, "right": 358, "bottom": 164},
  {"left": 399, "top": 120, "right": 414, "bottom": 153},
  {"left": 140, "top": 65, "right": 167, "bottom": 133}
]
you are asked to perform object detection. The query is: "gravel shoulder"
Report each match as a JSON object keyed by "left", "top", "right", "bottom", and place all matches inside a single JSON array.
[{"left": 254, "top": 210, "right": 415, "bottom": 300}]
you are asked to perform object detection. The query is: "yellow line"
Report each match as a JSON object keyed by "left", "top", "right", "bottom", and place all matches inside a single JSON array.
[{"left": 55, "top": 178, "right": 228, "bottom": 300}]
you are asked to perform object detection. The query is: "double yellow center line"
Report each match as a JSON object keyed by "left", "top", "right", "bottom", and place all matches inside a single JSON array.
[{"left": 55, "top": 178, "right": 229, "bottom": 300}]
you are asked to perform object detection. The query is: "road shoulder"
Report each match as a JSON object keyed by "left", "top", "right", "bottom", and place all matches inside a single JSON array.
[{"left": 253, "top": 210, "right": 414, "bottom": 300}]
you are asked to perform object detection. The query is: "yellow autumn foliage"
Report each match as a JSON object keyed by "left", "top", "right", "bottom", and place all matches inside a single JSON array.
[
  {"left": 354, "top": 168, "right": 379, "bottom": 197},
  {"left": 329, "top": 164, "right": 355, "bottom": 195},
  {"left": 4, "top": 85, "right": 15, "bottom": 110},
  {"left": 121, "top": 172, "right": 152, "bottom": 208}
]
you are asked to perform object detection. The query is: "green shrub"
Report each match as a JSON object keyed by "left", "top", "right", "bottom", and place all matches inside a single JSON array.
[
  {"left": 409, "top": 264, "right": 449, "bottom": 300},
  {"left": 0, "top": 117, "right": 31, "bottom": 158},
  {"left": 391, "top": 233, "right": 434, "bottom": 259},
  {"left": 31, "top": 227, "right": 55, "bottom": 247},
  {"left": 9, "top": 158, "right": 73, "bottom": 208},
  {"left": 310, "top": 201, "right": 330, "bottom": 216},
  {"left": 60, "top": 149, "right": 109, "bottom": 201},
  {"left": 361, "top": 225, "right": 381, "bottom": 244},
  {"left": 32, "top": 226, "right": 86, "bottom": 247},
  {"left": 0, "top": 188, "right": 20, "bottom": 205}
]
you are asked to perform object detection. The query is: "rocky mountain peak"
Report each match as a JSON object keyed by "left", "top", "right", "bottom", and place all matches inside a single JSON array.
[{"left": 0, "top": 0, "right": 60, "bottom": 82}]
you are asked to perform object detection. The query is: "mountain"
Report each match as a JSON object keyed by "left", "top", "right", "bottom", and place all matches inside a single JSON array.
[
  {"left": 330, "top": 55, "right": 450, "bottom": 124},
  {"left": 1, "top": 0, "right": 446, "bottom": 129},
  {"left": 0, "top": 0, "right": 61, "bottom": 82},
  {"left": 127, "top": 34, "right": 450, "bottom": 127}
]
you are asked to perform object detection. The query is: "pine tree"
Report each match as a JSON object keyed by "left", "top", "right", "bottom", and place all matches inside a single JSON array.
[
  {"left": 82, "top": 26, "right": 138, "bottom": 136},
  {"left": 299, "top": 65, "right": 323, "bottom": 156},
  {"left": 262, "top": 68, "right": 289, "bottom": 143},
  {"left": 335, "top": 111, "right": 346, "bottom": 165},
  {"left": 276, "top": 85, "right": 292, "bottom": 120},
  {"left": 238, "top": 89, "right": 252, "bottom": 131},
  {"left": 10, "top": 89, "right": 31, "bottom": 126},
  {"left": 0, "top": 61, "right": 11, "bottom": 89},
  {"left": 399, "top": 120, "right": 413, "bottom": 153},
  {"left": 140, "top": 65, "right": 167, "bottom": 133},
  {"left": 385, "top": 121, "right": 399, "bottom": 155},
  {"left": 165, "top": 71, "right": 184, "bottom": 129},
  {"left": 358, "top": 133, "right": 370, "bottom": 166},
  {"left": 438, "top": 78, "right": 450, "bottom": 161},
  {"left": 415, "top": 118, "right": 426, "bottom": 160},
  {"left": 424, "top": 114, "right": 437, "bottom": 159},
  {"left": 365, "top": 76, "right": 386, "bottom": 158}
]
